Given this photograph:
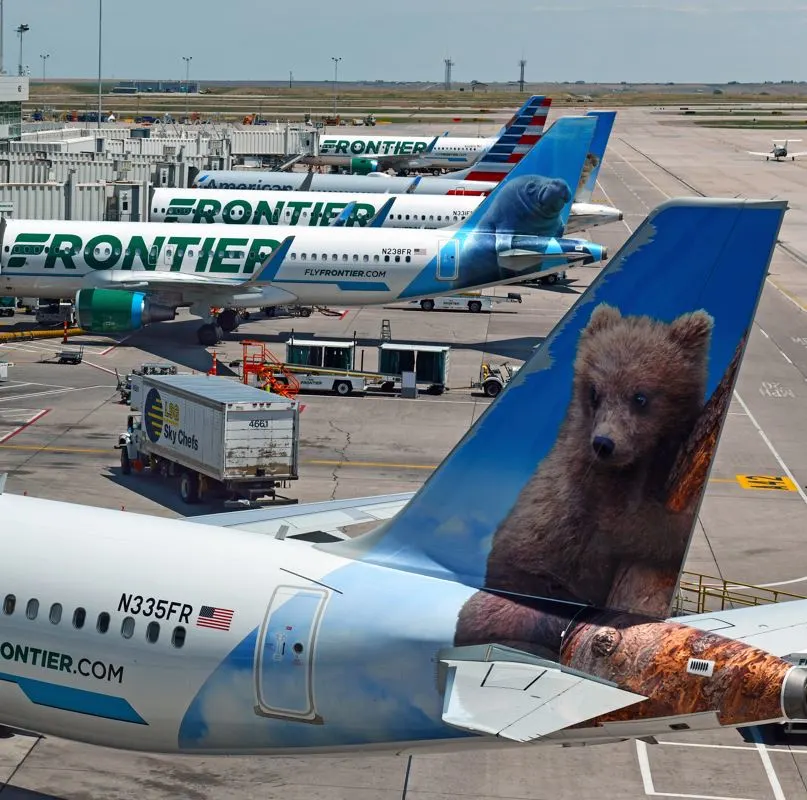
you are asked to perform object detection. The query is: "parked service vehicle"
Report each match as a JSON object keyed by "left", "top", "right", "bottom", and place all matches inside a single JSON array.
[
  {"left": 35, "top": 300, "right": 76, "bottom": 327},
  {"left": 117, "top": 374, "right": 299, "bottom": 506},
  {"left": 409, "top": 292, "right": 522, "bottom": 313},
  {"left": 472, "top": 361, "right": 521, "bottom": 398},
  {"left": 116, "top": 363, "right": 178, "bottom": 405},
  {"left": 0, "top": 297, "right": 15, "bottom": 318}
]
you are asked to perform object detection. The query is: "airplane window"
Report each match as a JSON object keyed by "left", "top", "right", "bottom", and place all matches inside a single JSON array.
[
  {"left": 429, "top": 215, "right": 434, "bottom": 221},
  {"left": 322, "top": 254, "right": 328, "bottom": 262},
  {"left": 125, "top": 249, "right": 131, "bottom": 256},
  {"left": 95, "top": 248, "right": 101, "bottom": 256},
  {"left": 405, "top": 256, "right": 411, "bottom": 263},
  {"left": 394, "top": 256, "right": 400, "bottom": 263},
  {"left": 302, "top": 211, "right": 308, "bottom": 217},
  {"left": 437, "top": 216, "right": 442, "bottom": 221},
  {"left": 25, "top": 599, "right": 38, "bottom": 620},
  {"left": 72, "top": 607, "right": 86, "bottom": 629},
  {"left": 373, "top": 255, "right": 379, "bottom": 262},
  {"left": 104, "top": 247, "right": 111, "bottom": 256},
  {"left": 405, "top": 215, "right": 410, "bottom": 221},
  {"left": 2, "top": 594, "right": 15, "bottom": 615},
  {"left": 421, "top": 215, "right": 426, "bottom": 221},
  {"left": 146, "top": 621, "right": 160, "bottom": 644},
  {"left": 301, "top": 252, "right": 307, "bottom": 260},
  {"left": 3, "top": 246, "right": 8, "bottom": 252},
  {"left": 49, "top": 603, "right": 62, "bottom": 624},
  {"left": 172, "top": 626, "right": 186, "bottom": 649},
  {"left": 453, "top": 217, "right": 458, "bottom": 222},
  {"left": 121, "top": 617, "right": 135, "bottom": 639},
  {"left": 290, "top": 253, "right": 297, "bottom": 260},
  {"left": 384, "top": 256, "right": 390, "bottom": 263},
  {"left": 342, "top": 254, "right": 348, "bottom": 262},
  {"left": 332, "top": 254, "right": 338, "bottom": 261},
  {"left": 188, "top": 250, "right": 194, "bottom": 258},
  {"left": 363, "top": 255, "right": 369, "bottom": 262},
  {"left": 97, "top": 612, "right": 110, "bottom": 634},
  {"left": 353, "top": 254, "right": 358, "bottom": 262}
]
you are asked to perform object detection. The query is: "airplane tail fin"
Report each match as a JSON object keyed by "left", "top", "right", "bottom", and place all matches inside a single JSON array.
[
  {"left": 457, "top": 115, "right": 597, "bottom": 237},
  {"left": 574, "top": 110, "right": 616, "bottom": 203},
  {"left": 334, "top": 198, "right": 786, "bottom": 619},
  {"left": 444, "top": 95, "right": 552, "bottom": 182}
]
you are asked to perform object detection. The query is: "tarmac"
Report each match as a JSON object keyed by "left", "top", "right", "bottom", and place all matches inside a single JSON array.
[{"left": 1, "top": 106, "right": 807, "bottom": 798}]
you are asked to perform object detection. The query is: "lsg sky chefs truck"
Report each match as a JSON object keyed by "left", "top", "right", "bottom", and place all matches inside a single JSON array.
[{"left": 117, "top": 374, "right": 300, "bottom": 506}]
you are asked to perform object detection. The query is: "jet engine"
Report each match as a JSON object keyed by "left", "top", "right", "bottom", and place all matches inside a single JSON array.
[
  {"left": 75, "top": 288, "right": 176, "bottom": 333},
  {"left": 350, "top": 157, "right": 379, "bottom": 175}
]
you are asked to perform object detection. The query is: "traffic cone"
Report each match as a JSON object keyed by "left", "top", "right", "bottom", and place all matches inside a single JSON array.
[
  {"left": 62, "top": 320, "right": 68, "bottom": 344},
  {"left": 208, "top": 350, "right": 217, "bottom": 376}
]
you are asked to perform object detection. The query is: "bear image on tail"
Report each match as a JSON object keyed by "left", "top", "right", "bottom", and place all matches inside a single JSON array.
[{"left": 454, "top": 303, "right": 714, "bottom": 657}]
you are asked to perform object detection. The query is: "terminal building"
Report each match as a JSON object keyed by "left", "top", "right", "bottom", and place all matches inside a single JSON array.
[{"left": 0, "top": 76, "right": 29, "bottom": 140}]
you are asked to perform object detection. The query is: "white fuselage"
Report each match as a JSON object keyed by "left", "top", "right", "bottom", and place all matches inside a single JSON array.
[
  {"left": 306, "top": 134, "right": 492, "bottom": 170},
  {"left": 150, "top": 189, "right": 622, "bottom": 235}
]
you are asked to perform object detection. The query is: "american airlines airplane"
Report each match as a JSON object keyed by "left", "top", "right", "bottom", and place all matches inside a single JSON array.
[
  {"left": 0, "top": 116, "right": 605, "bottom": 346},
  {"left": 303, "top": 96, "right": 553, "bottom": 174},
  {"left": 1, "top": 197, "right": 805, "bottom": 758}
]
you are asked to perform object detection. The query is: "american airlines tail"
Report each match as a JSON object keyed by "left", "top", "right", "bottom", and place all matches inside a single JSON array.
[
  {"left": 337, "top": 198, "right": 786, "bottom": 630},
  {"left": 443, "top": 95, "right": 553, "bottom": 182}
]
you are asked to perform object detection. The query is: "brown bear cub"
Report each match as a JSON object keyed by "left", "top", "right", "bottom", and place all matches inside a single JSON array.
[{"left": 475, "top": 302, "right": 713, "bottom": 612}]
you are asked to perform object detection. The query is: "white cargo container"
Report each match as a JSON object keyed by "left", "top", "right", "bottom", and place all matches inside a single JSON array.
[{"left": 118, "top": 374, "right": 299, "bottom": 506}]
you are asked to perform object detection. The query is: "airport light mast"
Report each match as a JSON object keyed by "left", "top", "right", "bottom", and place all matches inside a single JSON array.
[
  {"left": 15, "top": 23, "right": 28, "bottom": 77},
  {"left": 331, "top": 56, "right": 341, "bottom": 119},
  {"left": 40, "top": 53, "right": 49, "bottom": 82},
  {"left": 183, "top": 55, "right": 192, "bottom": 117},
  {"left": 97, "top": 0, "right": 103, "bottom": 129}
]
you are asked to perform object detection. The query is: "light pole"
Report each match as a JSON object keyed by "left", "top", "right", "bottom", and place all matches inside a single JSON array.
[
  {"left": 331, "top": 56, "right": 341, "bottom": 119},
  {"left": 182, "top": 55, "right": 192, "bottom": 118},
  {"left": 15, "top": 23, "right": 28, "bottom": 77},
  {"left": 40, "top": 53, "right": 49, "bottom": 82},
  {"left": 97, "top": 0, "right": 103, "bottom": 128}
]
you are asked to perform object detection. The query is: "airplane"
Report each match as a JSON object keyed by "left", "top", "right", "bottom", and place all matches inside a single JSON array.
[
  {"left": 194, "top": 95, "right": 554, "bottom": 194},
  {"left": 302, "top": 95, "right": 553, "bottom": 174},
  {"left": 748, "top": 139, "right": 807, "bottom": 162},
  {"left": 0, "top": 116, "right": 606, "bottom": 346},
  {"left": 0, "top": 196, "right": 804, "bottom": 759},
  {"left": 152, "top": 114, "right": 622, "bottom": 236}
]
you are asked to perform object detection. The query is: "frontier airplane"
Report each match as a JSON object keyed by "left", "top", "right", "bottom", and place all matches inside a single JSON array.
[
  {"left": 155, "top": 112, "right": 620, "bottom": 235},
  {"left": 0, "top": 197, "right": 805, "bottom": 758},
  {"left": 0, "top": 116, "right": 606, "bottom": 345}
]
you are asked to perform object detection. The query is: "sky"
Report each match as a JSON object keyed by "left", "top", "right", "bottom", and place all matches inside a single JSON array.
[{"left": 5, "top": 0, "right": 806, "bottom": 84}]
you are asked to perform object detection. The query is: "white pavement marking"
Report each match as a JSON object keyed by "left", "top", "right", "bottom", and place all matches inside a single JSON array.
[
  {"left": 0, "top": 408, "right": 50, "bottom": 443},
  {"left": 635, "top": 741, "right": 757, "bottom": 800},
  {"left": 751, "top": 730, "right": 787, "bottom": 800},
  {"left": 83, "top": 360, "right": 118, "bottom": 376},
  {"left": 733, "top": 391, "right": 807, "bottom": 508},
  {"left": 0, "top": 386, "right": 112, "bottom": 403}
]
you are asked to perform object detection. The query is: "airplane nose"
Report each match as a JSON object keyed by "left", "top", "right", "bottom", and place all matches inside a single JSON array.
[{"left": 592, "top": 435, "right": 615, "bottom": 459}]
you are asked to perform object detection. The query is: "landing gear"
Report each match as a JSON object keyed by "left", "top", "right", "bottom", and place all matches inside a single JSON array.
[
  {"left": 217, "top": 308, "right": 240, "bottom": 333},
  {"left": 197, "top": 323, "right": 223, "bottom": 346}
]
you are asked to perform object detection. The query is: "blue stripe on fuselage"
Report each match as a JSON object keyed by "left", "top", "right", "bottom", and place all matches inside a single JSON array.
[{"left": 0, "top": 670, "right": 146, "bottom": 724}]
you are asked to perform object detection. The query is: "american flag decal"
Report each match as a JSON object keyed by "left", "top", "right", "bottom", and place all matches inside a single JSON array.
[
  {"left": 196, "top": 605, "right": 234, "bottom": 631},
  {"left": 414, "top": 248, "right": 427, "bottom": 255}
]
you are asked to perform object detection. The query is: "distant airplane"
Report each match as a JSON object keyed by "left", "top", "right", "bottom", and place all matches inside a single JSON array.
[
  {"left": 1, "top": 116, "right": 605, "bottom": 345},
  {"left": 749, "top": 139, "right": 807, "bottom": 161},
  {"left": 302, "top": 95, "right": 553, "bottom": 174},
  {"left": 0, "top": 197, "right": 803, "bottom": 757}
]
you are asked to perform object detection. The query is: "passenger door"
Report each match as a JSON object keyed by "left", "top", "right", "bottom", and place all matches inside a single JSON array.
[{"left": 253, "top": 585, "right": 329, "bottom": 724}]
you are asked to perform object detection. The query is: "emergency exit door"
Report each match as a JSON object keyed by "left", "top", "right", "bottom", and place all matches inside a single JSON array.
[
  {"left": 436, "top": 239, "right": 459, "bottom": 281},
  {"left": 253, "top": 585, "right": 329, "bottom": 724}
]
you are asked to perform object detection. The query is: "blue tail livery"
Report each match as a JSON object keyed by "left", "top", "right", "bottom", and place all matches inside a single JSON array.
[
  {"left": 575, "top": 110, "right": 616, "bottom": 203},
  {"left": 339, "top": 198, "right": 786, "bottom": 632}
]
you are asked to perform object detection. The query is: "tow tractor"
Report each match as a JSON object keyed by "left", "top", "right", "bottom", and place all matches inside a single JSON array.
[
  {"left": 409, "top": 292, "right": 522, "bottom": 313},
  {"left": 472, "top": 361, "right": 521, "bottom": 398}
]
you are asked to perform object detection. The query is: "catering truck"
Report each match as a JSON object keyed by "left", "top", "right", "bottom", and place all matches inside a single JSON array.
[{"left": 116, "top": 373, "right": 300, "bottom": 506}]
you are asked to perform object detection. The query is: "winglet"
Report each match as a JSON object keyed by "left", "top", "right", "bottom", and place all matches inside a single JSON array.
[
  {"left": 405, "top": 176, "right": 422, "bottom": 195},
  {"left": 246, "top": 236, "right": 295, "bottom": 285},
  {"left": 425, "top": 136, "right": 440, "bottom": 154},
  {"left": 299, "top": 171, "right": 315, "bottom": 191},
  {"left": 368, "top": 197, "right": 395, "bottom": 227},
  {"left": 332, "top": 198, "right": 786, "bottom": 624},
  {"left": 330, "top": 202, "right": 357, "bottom": 227}
]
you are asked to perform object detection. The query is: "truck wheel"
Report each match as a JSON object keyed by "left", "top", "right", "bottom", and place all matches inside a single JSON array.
[
  {"left": 420, "top": 299, "right": 435, "bottom": 311},
  {"left": 483, "top": 381, "right": 501, "bottom": 398},
  {"left": 299, "top": 307, "right": 312, "bottom": 318},
  {"left": 120, "top": 449, "right": 132, "bottom": 475},
  {"left": 180, "top": 471, "right": 200, "bottom": 504},
  {"left": 334, "top": 380, "right": 352, "bottom": 396},
  {"left": 541, "top": 274, "right": 559, "bottom": 286},
  {"left": 468, "top": 300, "right": 482, "bottom": 313}
]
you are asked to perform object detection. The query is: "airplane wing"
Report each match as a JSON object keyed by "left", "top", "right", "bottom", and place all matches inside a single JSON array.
[
  {"left": 189, "top": 492, "right": 414, "bottom": 540},
  {"left": 679, "top": 600, "right": 807, "bottom": 663},
  {"left": 441, "top": 645, "right": 646, "bottom": 742},
  {"left": 748, "top": 151, "right": 774, "bottom": 157},
  {"left": 787, "top": 152, "right": 807, "bottom": 159},
  {"left": 370, "top": 136, "right": 441, "bottom": 172}
]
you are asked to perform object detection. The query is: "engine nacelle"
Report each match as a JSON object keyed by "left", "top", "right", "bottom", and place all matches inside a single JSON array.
[
  {"left": 350, "top": 157, "right": 379, "bottom": 175},
  {"left": 75, "top": 289, "right": 176, "bottom": 333}
]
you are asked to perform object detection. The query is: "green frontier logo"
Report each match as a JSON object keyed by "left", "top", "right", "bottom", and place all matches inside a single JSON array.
[
  {"left": 165, "top": 197, "right": 378, "bottom": 226},
  {"left": 320, "top": 139, "right": 429, "bottom": 157},
  {"left": 7, "top": 232, "right": 281, "bottom": 274}
]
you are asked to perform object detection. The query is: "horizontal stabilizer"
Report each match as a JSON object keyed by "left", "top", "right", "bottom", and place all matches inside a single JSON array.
[{"left": 441, "top": 648, "right": 645, "bottom": 741}]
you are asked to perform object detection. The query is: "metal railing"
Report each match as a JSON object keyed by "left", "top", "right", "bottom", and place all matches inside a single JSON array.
[{"left": 673, "top": 571, "right": 807, "bottom": 616}]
